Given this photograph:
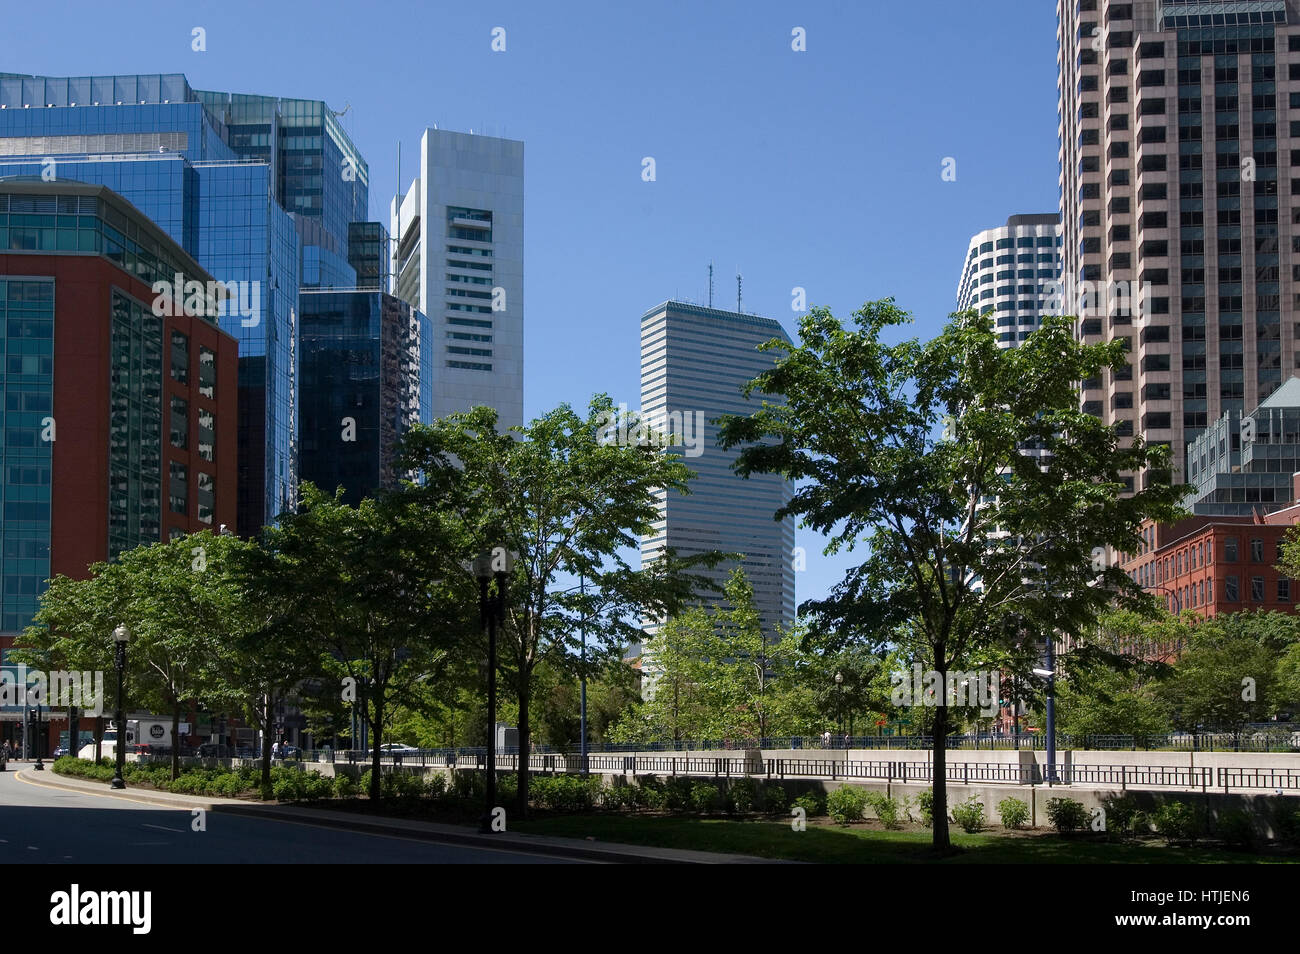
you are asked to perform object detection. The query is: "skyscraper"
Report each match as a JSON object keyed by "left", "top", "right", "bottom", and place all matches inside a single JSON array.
[
  {"left": 638, "top": 301, "right": 797, "bottom": 662},
  {"left": 0, "top": 73, "right": 379, "bottom": 532},
  {"left": 1056, "top": 0, "right": 1300, "bottom": 486},
  {"left": 298, "top": 288, "right": 432, "bottom": 504},
  {"left": 956, "top": 213, "right": 1063, "bottom": 336},
  {"left": 391, "top": 128, "right": 523, "bottom": 427}
]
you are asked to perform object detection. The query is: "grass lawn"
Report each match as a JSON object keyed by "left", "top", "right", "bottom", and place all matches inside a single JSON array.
[{"left": 512, "top": 814, "right": 1295, "bottom": 863}]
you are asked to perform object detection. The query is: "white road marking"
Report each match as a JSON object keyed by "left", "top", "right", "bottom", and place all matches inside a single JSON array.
[{"left": 141, "top": 823, "right": 185, "bottom": 834}]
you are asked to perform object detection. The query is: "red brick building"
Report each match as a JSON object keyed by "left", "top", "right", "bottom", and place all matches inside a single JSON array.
[
  {"left": 1119, "top": 478, "right": 1300, "bottom": 622},
  {"left": 0, "top": 181, "right": 238, "bottom": 753}
]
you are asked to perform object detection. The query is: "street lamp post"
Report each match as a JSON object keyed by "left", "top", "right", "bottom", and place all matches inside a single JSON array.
[
  {"left": 579, "top": 573, "right": 588, "bottom": 776},
  {"left": 111, "top": 623, "right": 130, "bottom": 789},
  {"left": 473, "top": 547, "right": 514, "bottom": 832},
  {"left": 835, "top": 671, "right": 845, "bottom": 760},
  {"left": 33, "top": 697, "right": 44, "bottom": 770}
]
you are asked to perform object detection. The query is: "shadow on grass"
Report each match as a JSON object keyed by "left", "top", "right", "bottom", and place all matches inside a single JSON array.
[{"left": 511, "top": 814, "right": 1294, "bottom": 864}]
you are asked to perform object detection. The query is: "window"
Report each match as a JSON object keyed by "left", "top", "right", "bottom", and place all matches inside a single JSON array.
[
  {"left": 170, "top": 331, "right": 188, "bottom": 385},
  {"left": 1251, "top": 539, "right": 1263, "bottom": 562},
  {"left": 170, "top": 396, "right": 188, "bottom": 449},
  {"left": 1226, "top": 575, "right": 1239, "bottom": 601},
  {"left": 1279, "top": 579, "right": 1290, "bottom": 602},
  {"left": 198, "top": 347, "right": 215, "bottom": 400},
  {"left": 1252, "top": 577, "right": 1265, "bottom": 602},
  {"left": 169, "top": 462, "right": 187, "bottom": 515},
  {"left": 196, "top": 472, "right": 214, "bottom": 525},
  {"left": 1224, "top": 537, "right": 1238, "bottom": 561},
  {"left": 197, "top": 409, "right": 215, "bottom": 461}
]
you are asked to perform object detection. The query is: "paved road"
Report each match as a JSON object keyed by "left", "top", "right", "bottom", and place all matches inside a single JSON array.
[{"left": 0, "top": 769, "right": 584, "bottom": 864}]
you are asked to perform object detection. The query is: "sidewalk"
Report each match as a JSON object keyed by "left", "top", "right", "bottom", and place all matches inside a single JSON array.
[{"left": 16, "top": 769, "right": 781, "bottom": 864}]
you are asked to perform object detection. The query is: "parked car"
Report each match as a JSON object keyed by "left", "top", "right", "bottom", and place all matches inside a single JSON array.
[
  {"left": 380, "top": 743, "right": 419, "bottom": 754},
  {"left": 277, "top": 745, "right": 303, "bottom": 761},
  {"left": 52, "top": 745, "right": 70, "bottom": 758},
  {"left": 195, "top": 743, "right": 233, "bottom": 759}
]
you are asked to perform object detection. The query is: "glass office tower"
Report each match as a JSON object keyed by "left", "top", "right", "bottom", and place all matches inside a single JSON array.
[
  {"left": 299, "top": 290, "right": 432, "bottom": 504},
  {"left": 0, "top": 72, "right": 375, "bottom": 532}
]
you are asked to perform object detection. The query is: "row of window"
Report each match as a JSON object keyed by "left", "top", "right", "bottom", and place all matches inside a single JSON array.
[{"left": 1158, "top": 575, "right": 1291, "bottom": 610}]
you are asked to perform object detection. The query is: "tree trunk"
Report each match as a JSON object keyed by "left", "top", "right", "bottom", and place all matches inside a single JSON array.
[
  {"left": 68, "top": 705, "right": 78, "bottom": 762},
  {"left": 516, "top": 679, "right": 530, "bottom": 820},
  {"left": 369, "top": 695, "right": 383, "bottom": 801},
  {"left": 170, "top": 701, "right": 182, "bottom": 781},
  {"left": 93, "top": 718, "right": 103, "bottom": 762},
  {"left": 932, "top": 688, "right": 952, "bottom": 852}
]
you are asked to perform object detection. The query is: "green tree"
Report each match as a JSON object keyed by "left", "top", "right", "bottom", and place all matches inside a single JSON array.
[
  {"left": 20, "top": 530, "right": 259, "bottom": 780},
  {"left": 1161, "top": 612, "right": 1285, "bottom": 738},
  {"left": 257, "top": 483, "right": 474, "bottom": 800},
  {"left": 718, "top": 301, "right": 1186, "bottom": 852},
  {"left": 399, "top": 396, "right": 723, "bottom": 816}
]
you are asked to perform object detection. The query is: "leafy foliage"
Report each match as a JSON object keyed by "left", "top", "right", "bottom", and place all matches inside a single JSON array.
[{"left": 717, "top": 302, "right": 1187, "bottom": 850}]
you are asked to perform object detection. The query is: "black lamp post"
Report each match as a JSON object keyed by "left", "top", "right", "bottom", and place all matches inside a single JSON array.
[
  {"left": 111, "top": 623, "right": 130, "bottom": 789},
  {"left": 33, "top": 698, "right": 44, "bottom": 770},
  {"left": 473, "top": 547, "right": 514, "bottom": 832}
]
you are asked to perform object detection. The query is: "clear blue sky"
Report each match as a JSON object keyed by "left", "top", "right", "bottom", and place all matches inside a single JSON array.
[{"left": 2, "top": 0, "right": 1061, "bottom": 609}]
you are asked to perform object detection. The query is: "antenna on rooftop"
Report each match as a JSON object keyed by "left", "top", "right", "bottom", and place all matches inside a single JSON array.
[
  {"left": 708, "top": 262, "right": 714, "bottom": 308},
  {"left": 736, "top": 269, "right": 742, "bottom": 314}
]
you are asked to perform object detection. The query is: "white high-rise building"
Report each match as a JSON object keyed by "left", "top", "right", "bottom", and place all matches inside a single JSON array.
[
  {"left": 956, "top": 213, "right": 1062, "bottom": 335},
  {"left": 391, "top": 128, "right": 524, "bottom": 427},
  {"left": 638, "top": 300, "right": 797, "bottom": 697}
]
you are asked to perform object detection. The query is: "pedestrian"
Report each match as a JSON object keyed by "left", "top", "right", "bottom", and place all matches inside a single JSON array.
[{"left": 272, "top": 740, "right": 281, "bottom": 761}]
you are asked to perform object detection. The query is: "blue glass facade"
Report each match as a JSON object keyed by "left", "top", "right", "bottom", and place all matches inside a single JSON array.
[
  {"left": 0, "top": 74, "right": 335, "bottom": 532},
  {"left": 196, "top": 90, "right": 368, "bottom": 290},
  {"left": 0, "top": 277, "right": 53, "bottom": 633},
  {"left": 299, "top": 290, "right": 431, "bottom": 504}
]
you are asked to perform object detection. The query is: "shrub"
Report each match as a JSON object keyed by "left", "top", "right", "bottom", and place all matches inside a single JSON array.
[
  {"left": 762, "top": 785, "right": 789, "bottom": 815},
  {"left": 1045, "top": 797, "right": 1090, "bottom": 833},
  {"left": 333, "top": 773, "right": 359, "bottom": 799},
  {"left": 728, "top": 777, "right": 760, "bottom": 814},
  {"left": 424, "top": 773, "right": 448, "bottom": 799},
  {"left": 531, "top": 774, "right": 601, "bottom": 812},
  {"left": 1099, "top": 794, "right": 1146, "bottom": 838},
  {"left": 1274, "top": 803, "right": 1300, "bottom": 846},
  {"left": 793, "top": 791, "right": 826, "bottom": 817},
  {"left": 387, "top": 771, "right": 426, "bottom": 800},
  {"left": 1155, "top": 801, "right": 1200, "bottom": 844},
  {"left": 630, "top": 775, "right": 665, "bottom": 809},
  {"left": 214, "top": 773, "right": 248, "bottom": 797},
  {"left": 1215, "top": 810, "right": 1256, "bottom": 850},
  {"left": 951, "top": 795, "right": 986, "bottom": 833},
  {"left": 691, "top": 783, "right": 724, "bottom": 814},
  {"left": 864, "top": 791, "right": 903, "bottom": 829},
  {"left": 997, "top": 797, "right": 1030, "bottom": 830},
  {"left": 452, "top": 770, "right": 482, "bottom": 800},
  {"left": 916, "top": 788, "right": 934, "bottom": 827},
  {"left": 601, "top": 785, "right": 637, "bottom": 811},
  {"left": 497, "top": 773, "right": 518, "bottom": 807},
  {"left": 664, "top": 776, "right": 695, "bottom": 811}
]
